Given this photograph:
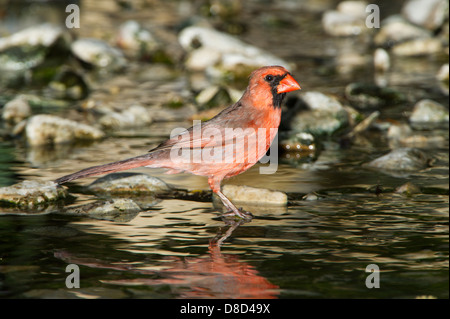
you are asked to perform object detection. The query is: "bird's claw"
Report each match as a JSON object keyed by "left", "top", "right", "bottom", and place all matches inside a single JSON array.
[{"left": 221, "top": 208, "right": 253, "bottom": 222}]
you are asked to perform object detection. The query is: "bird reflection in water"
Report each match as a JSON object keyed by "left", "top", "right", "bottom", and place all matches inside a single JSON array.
[{"left": 54, "top": 219, "right": 279, "bottom": 299}]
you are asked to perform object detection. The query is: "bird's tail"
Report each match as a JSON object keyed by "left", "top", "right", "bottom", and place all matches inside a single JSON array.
[{"left": 55, "top": 154, "right": 154, "bottom": 184}]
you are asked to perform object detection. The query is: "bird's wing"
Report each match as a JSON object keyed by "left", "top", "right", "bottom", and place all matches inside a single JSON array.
[{"left": 149, "top": 101, "right": 256, "bottom": 154}]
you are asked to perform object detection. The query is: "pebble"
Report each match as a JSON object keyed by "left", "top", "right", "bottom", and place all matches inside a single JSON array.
[
  {"left": 0, "top": 180, "right": 67, "bottom": 209},
  {"left": 71, "top": 38, "right": 126, "bottom": 70},
  {"left": 322, "top": 1, "right": 369, "bottom": 36},
  {"left": 116, "top": 20, "right": 159, "bottom": 57},
  {"left": 99, "top": 104, "right": 153, "bottom": 130},
  {"left": 178, "top": 26, "right": 292, "bottom": 74},
  {"left": 395, "top": 182, "right": 421, "bottom": 195},
  {"left": 220, "top": 184, "right": 287, "bottom": 206},
  {"left": 409, "top": 99, "right": 449, "bottom": 123},
  {"left": 387, "top": 123, "right": 446, "bottom": 148},
  {"left": 87, "top": 172, "right": 170, "bottom": 195},
  {"left": 63, "top": 199, "right": 141, "bottom": 222},
  {"left": 25, "top": 114, "right": 105, "bottom": 146},
  {"left": 374, "top": 16, "right": 432, "bottom": 46},
  {"left": 289, "top": 109, "right": 349, "bottom": 136},
  {"left": 0, "top": 23, "right": 63, "bottom": 51},
  {"left": 392, "top": 38, "right": 443, "bottom": 56},
  {"left": 374, "top": 48, "right": 390, "bottom": 73},
  {"left": 402, "top": 0, "right": 448, "bottom": 30},
  {"left": 364, "top": 148, "right": 431, "bottom": 172},
  {"left": 301, "top": 91, "right": 344, "bottom": 112},
  {"left": 1, "top": 95, "right": 32, "bottom": 124}
]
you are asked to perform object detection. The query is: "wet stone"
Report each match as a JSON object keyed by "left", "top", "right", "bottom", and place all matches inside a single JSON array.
[
  {"left": 25, "top": 114, "right": 105, "bottom": 146},
  {"left": 87, "top": 172, "right": 170, "bottom": 195},
  {"left": 0, "top": 180, "right": 67, "bottom": 209},
  {"left": 71, "top": 38, "right": 126, "bottom": 71},
  {"left": 374, "top": 16, "right": 432, "bottom": 47},
  {"left": 409, "top": 99, "right": 449, "bottom": 124},
  {"left": 99, "top": 104, "right": 153, "bottom": 130},
  {"left": 1, "top": 95, "right": 32, "bottom": 124},
  {"left": 219, "top": 184, "right": 288, "bottom": 206},
  {"left": 178, "top": 26, "right": 292, "bottom": 76},
  {"left": 395, "top": 182, "right": 421, "bottom": 196},
  {"left": 401, "top": 0, "right": 448, "bottom": 31},
  {"left": 322, "top": 1, "right": 369, "bottom": 36},
  {"left": 364, "top": 147, "right": 431, "bottom": 172},
  {"left": 63, "top": 199, "right": 141, "bottom": 222}
]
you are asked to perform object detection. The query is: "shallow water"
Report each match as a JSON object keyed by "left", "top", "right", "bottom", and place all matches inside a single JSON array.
[{"left": 0, "top": 0, "right": 449, "bottom": 299}]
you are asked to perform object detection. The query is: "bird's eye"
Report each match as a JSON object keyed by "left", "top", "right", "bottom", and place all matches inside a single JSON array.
[{"left": 265, "top": 75, "right": 274, "bottom": 82}]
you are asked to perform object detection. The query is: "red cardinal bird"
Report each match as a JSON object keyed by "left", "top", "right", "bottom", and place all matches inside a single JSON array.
[{"left": 55, "top": 66, "right": 301, "bottom": 218}]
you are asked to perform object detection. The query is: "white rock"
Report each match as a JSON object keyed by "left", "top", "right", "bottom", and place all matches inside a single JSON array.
[
  {"left": 99, "top": 104, "right": 152, "bottom": 129},
  {"left": 374, "top": 48, "right": 390, "bottom": 72},
  {"left": 0, "top": 23, "right": 63, "bottom": 51},
  {"left": 402, "top": 0, "right": 448, "bottom": 30},
  {"left": 409, "top": 99, "right": 449, "bottom": 123},
  {"left": 178, "top": 26, "right": 292, "bottom": 72},
  {"left": 322, "top": 10, "right": 367, "bottom": 36},
  {"left": 221, "top": 184, "right": 287, "bottom": 206},
  {"left": 392, "top": 38, "right": 443, "bottom": 56},
  {"left": 301, "top": 91, "right": 343, "bottom": 112},
  {"left": 337, "top": 1, "right": 368, "bottom": 18},
  {"left": 436, "top": 63, "right": 449, "bottom": 81},
  {"left": 2, "top": 95, "right": 31, "bottom": 123},
  {"left": 185, "top": 47, "right": 221, "bottom": 71},
  {"left": 25, "top": 115, "right": 105, "bottom": 146},
  {"left": 71, "top": 38, "right": 126, "bottom": 70},
  {"left": 374, "top": 16, "right": 432, "bottom": 46},
  {"left": 322, "top": 1, "right": 369, "bottom": 36}
]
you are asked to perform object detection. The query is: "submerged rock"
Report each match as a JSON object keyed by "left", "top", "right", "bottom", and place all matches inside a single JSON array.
[
  {"left": 387, "top": 123, "right": 447, "bottom": 148},
  {"left": 63, "top": 199, "right": 141, "bottom": 222},
  {"left": 25, "top": 114, "right": 105, "bottom": 146},
  {"left": 395, "top": 181, "right": 421, "bottom": 195},
  {"left": 87, "top": 172, "right": 170, "bottom": 195},
  {"left": 1, "top": 95, "right": 32, "bottom": 124},
  {"left": 219, "top": 184, "right": 287, "bottom": 206},
  {"left": 178, "top": 26, "right": 292, "bottom": 76},
  {"left": 364, "top": 148, "right": 431, "bottom": 172},
  {"left": 409, "top": 99, "right": 449, "bottom": 123},
  {"left": 0, "top": 180, "right": 67, "bottom": 209}
]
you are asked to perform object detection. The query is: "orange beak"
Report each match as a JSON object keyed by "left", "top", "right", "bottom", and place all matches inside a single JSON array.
[{"left": 277, "top": 74, "right": 301, "bottom": 94}]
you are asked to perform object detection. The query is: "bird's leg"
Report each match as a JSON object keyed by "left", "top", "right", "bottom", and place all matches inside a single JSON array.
[
  {"left": 216, "top": 190, "right": 253, "bottom": 220},
  {"left": 208, "top": 177, "right": 252, "bottom": 220}
]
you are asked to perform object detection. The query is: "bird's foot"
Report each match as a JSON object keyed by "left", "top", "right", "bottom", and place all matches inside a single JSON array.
[{"left": 221, "top": 208, "right": 253, "bottom": 221}]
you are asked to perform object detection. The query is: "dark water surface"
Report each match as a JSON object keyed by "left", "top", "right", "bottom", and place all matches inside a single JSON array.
[{"left": 0, "top": 0, "right": 448, "bottom": 299}]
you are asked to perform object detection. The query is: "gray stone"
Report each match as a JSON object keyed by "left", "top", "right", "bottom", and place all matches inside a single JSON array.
[
  {"left": 0, "top": 180, "right": 67, "bottom": 208},
  {"left": 87, "top": 172, "right": 170, "bottom": 195},
  {"left": 25, "top": 114, "right": 105, "bottom": 146},
  {"left": 364, "top": 148, "right": 431, "bottom": 172},
  {"left": 409, "top": 99, "right": 449, "bottom": 123}
]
